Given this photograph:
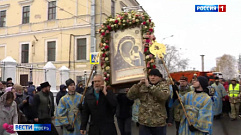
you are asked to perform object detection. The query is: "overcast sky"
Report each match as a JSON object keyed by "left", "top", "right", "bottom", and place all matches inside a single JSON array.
[{"left": 137, "top": 0, "right": 241, "bottom": 71}]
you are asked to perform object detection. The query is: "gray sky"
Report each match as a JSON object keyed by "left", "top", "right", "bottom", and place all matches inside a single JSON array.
[{"left": 137, "top": 0, "right": 241, "bottom": 71}]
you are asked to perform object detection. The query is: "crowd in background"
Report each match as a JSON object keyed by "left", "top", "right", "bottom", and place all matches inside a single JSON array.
[{"left": 1, "top": 72, "right": 241, "bottom": 135}]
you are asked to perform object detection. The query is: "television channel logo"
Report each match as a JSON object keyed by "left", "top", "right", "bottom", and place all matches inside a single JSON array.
[
  {"left": 195, "top": 5, "right": 226, "bottom": 12},
  {"left": 14, "top": 124, "right": 51, "bottom": 131}
]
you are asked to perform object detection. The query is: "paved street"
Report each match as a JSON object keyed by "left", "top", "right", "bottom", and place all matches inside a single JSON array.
[{"left": 56, "top": 115, "right": 241, "bottom": 135}]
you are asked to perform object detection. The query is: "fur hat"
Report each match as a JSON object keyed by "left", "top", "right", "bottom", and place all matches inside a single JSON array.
[{"left": 40, "top": 82, "right": 51, "bottom": 88}]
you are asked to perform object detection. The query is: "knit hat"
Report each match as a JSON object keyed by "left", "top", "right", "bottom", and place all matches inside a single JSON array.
[
  {"left": 66, "top": 79, "right": 75, "bottom": 87},
  {"left": 40, "top": 82, "right": 51, "bottom": 88},
  {"left": 149, "top": 69, "right": 163, "bottom": 78},
  {"left": 197, "top": 76, "right": 208, "bottom": 90}
]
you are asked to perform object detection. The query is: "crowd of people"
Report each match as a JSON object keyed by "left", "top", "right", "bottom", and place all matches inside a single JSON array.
[{"left": 0, "top": 69, "right": 241, "bottom": 135}]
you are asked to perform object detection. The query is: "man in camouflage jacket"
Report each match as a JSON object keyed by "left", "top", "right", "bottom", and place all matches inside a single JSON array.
[
  {"left": 173, "top": 76, "right": 192, "bottom": 135},
  {"left": 127, "top": 69, "right": 170, "bottom": 135}
]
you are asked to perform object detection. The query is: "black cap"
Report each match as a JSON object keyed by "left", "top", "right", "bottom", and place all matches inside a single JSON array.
[
  {"left": 149, "top": 69, "right": 162, "bottom": 78},
  {"left": 65, "top": 79, "right": 75, "bottom": 87},
  {"left": 180, "top": 76, "right": 188, "bottom": 81},
  {"left": 40, "top": 82, "right": 51, "bottom": 88},
  {"left": 214, "top": 76, "right": 219, "bottom": 80},
  {"left": 7, "top": 78, "right": 12, "bottom": 82},
  {"left": 197, "top": 76, "right": 208, "bottom": 90}
]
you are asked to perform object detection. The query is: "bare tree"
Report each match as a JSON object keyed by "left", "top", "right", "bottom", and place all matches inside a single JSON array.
[
  {"left": 156, "top": 44, "right": 189, "bottom": 78},
  {"left": 216, "top": 54, "right": 238, "bottom": 79}
]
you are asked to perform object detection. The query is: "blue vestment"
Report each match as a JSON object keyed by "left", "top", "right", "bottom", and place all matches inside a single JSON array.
[
  {"left": 179, "top": 91, "right": 213, "bottom": 135},
  {"left": 211, "top": 83, "right": 227, "bottom": 115},
  {"left": 55, "top": 93, "right": 82, "bottom": 135}
]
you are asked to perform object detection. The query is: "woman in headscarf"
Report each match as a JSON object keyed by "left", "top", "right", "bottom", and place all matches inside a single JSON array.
[{"left": 0, "top": 91, "right": 18, "bottom": 135}]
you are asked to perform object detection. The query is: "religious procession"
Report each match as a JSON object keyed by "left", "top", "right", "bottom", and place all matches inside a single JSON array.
[{"left": 1, "top": 0, "right": 241, "bottom": 135}]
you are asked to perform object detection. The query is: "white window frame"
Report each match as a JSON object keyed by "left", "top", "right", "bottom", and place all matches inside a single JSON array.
[
  {"left": 47, "top": 0, "right": 57, "bottom": 20},
  {"left": 45, "top": 39, "right": 58, "bottom": 62},
  {"left": 75, "top": 36, "right": 90, "bottom": 61},
  {"left": 19, "top": 42, "right": 31, "bottom": 63},
  {"left": 21, "top": 5, "right": 31, "bottom": 24}
]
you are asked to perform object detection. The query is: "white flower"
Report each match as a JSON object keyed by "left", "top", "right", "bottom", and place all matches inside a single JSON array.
[
  {"left": 111, "top": 25, "right": 114, "bottom": 27},
  {"left": 136, "top": 19, "right": 139, "bottom": 22},
  {"left": 123, "top": 20, "right": 126, "bottom": 23},
  {"left": 146, "top": 55, "right": 150, "bottom": 59},
  {"left": 101, "top": 29, "right": 105, "bottom": 33},
  {"left": 105, "top": 66, "right": 110, "bottom": 70},
  {"left": 107, "top": 74, "right": 110, "bottom": 77},
  {"left": 105, "top": 57, "right": 109, "bottom": 61},
  {"left": 145, "top": 26, "right": 148, "bottom": 29},
  {"left": 103, "top": 43, "right": 106, "bottom": 46}
]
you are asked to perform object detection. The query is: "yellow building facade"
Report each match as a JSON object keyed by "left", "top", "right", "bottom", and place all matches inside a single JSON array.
[{"left": 0, "top": 0, "right": 140, "bottom": 87}]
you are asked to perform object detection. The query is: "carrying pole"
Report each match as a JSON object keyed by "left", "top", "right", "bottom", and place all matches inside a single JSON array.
[
  {"left": 159, "top": 56, "right": 191, "bottom": 126},
  {"left": 72, "top": 65, "right": 96, "bottom": 128}
]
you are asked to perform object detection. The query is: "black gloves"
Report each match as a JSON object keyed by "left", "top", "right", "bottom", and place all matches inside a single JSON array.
[
  {"left": 65, "top": 124, "right": 74, "bottom": 132},
  {"left": 172, "top": 84, "right": 179, "bottom": 101},
  {"left": 189, "top": 125, "right": 198, "bottom": 132},
  {"left": 78, "top": 103, "right": 83, "bottom": 112}
]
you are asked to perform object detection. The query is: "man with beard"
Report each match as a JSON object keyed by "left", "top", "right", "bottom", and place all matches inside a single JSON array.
[
  {"left": 80, "top": 74, "right": 118, "bottom": 135},
  {"left": 173, "top": 76, "right": 192, "bottom": 135},
  {"left": 33, "top": 81, "right": 58, "bottom": 135},
  {"left": 178, "top": 76, "right": 212, "bottom": 135},
  {"left": 127, "top": 69, "right": 170, "bottom": 135},
  {"left": 55, "top": 79, "right": 82, "bottom": 135},
  {"left": 211, "top": 77, "right": 227, "bottom": 119}
]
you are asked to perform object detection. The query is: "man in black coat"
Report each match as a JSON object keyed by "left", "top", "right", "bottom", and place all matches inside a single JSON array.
[
  {"left": 33, "top": 81, "right": 58, "bottom": 135},
  {"left": 80, "top": 74, "right": 118, "bottom": 135}
]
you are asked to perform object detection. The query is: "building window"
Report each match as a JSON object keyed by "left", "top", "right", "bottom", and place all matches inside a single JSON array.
[
  {"left": 47, "top": 41, "right": 56, "bottom": 61},
  {"left": 111, "top": 0, "right": 115, "bottom": 17},
  {"left": 77, "top": 38, "right": 86, "bottom": 60},
  {"left": 21, "top": 44, "right": 29, "bottom": 63},
  {"left": 48, "top": 1, "right": 56, "bottom": 20},
  {"left": 0, "top": 10, "right": 6, "bottom": 27},
  {"left": 22, "top": 6, "right": 30, "bottom": 24}
]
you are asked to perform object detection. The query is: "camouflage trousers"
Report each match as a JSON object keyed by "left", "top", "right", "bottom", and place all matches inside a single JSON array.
[{"left": 230, "top": 102, "right": 240, "bottom": 119}]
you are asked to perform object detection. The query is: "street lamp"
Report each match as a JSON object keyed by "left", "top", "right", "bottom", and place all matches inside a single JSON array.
[{"left": 200, "top": 55, "right": 205, "bottom": 72}]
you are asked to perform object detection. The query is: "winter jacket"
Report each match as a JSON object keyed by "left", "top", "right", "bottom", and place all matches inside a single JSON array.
[
  {"left": 0, "top": 92, "right": 18, "bottom": 135},
  {"left": 27, "top": 86, "right": 35, "bottom": 105},
  {"left": 56, "top": 85, "right": 67, "bottom": 105},
  {"left": 33, "top": 91, "right": 55, "bottom": 119},
  {"left": 127, "top": 81, "right": 170, "bottom": 127},
  {"left": 81, "top": 88, "right": 118, "bottom": 135}
]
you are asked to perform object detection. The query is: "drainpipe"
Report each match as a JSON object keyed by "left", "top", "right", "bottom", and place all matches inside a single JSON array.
[{"left": 91, "top": 0, "right": 96, "bottom": 52}]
